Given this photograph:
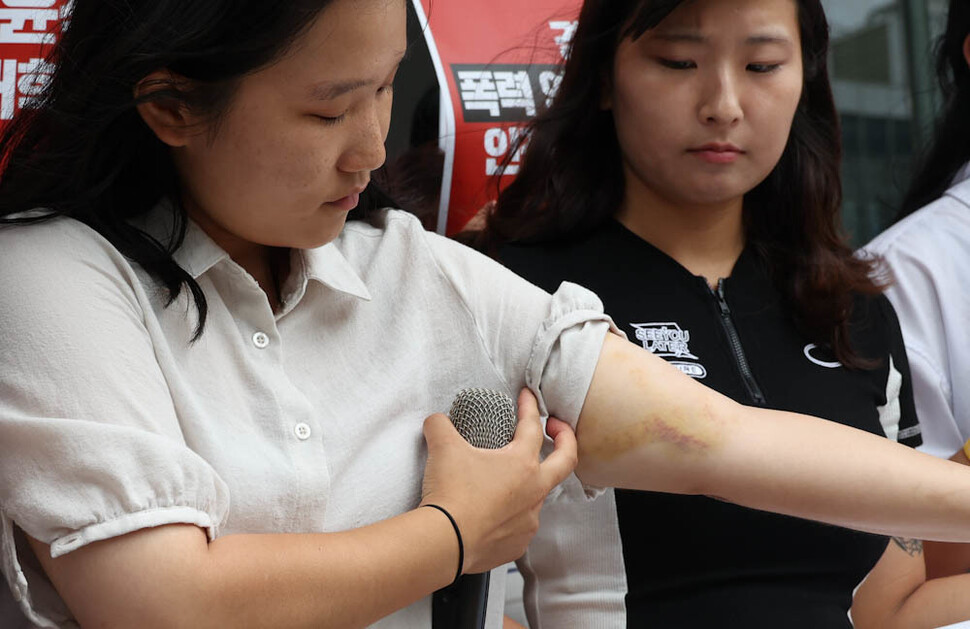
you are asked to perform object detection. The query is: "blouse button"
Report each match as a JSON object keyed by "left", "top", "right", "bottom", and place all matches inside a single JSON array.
[
  {"left": 252, "top": 331, "right": 270, "bottom": 349},
  {"left": 294, "top": 423, "right": 312, "bottom": 441}
]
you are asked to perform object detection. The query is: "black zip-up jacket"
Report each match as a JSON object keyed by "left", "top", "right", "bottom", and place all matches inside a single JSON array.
[{"left": 501, "top": 219, "right": 921, "bottom": 628}]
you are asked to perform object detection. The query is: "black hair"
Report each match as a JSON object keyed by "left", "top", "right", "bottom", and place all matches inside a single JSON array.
[
  {"left": 0, "top": 0, "right": 390, "bottom": 339},
  {"left": 898, "top": 0, "right": 970, "bottom": 220},
  {"left": 482, "top": 0, "right": 883, "bottom": 368}
]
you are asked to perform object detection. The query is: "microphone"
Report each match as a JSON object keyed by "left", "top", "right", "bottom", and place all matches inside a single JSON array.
[{"left": 432, "top": 388, "right": 518, "bottom": 629}]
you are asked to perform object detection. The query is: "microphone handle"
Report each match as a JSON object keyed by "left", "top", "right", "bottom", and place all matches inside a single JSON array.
[
  {"left": 432, "top": 571, "right": 490, "bottom": 629},
  {"left": 433, "top": 388, "right": 515, "bottom": 628}
]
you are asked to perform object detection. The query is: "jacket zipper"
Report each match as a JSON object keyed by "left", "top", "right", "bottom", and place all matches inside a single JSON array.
[{"left": 711, "top": 281, "right": 767, "bottom": 406}]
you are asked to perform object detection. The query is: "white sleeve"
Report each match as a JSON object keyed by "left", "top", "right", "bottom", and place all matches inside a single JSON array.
[
  {"left": 880, "top": 247, "right": 961, "bottom": 458},
  {"left": 418, "top": 224, "right": 620, "bottom": 431},
  {"left": 906, "top": 345, "right": 961, "bottom": 458},
  {"left": 0, "top": 220, "right": 230, "bottom": 626}
]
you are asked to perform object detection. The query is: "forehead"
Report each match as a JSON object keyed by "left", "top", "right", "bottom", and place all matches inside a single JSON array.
[
  {"left": 646, "top": 0, "right": 800, "bottom": 40},
  {"left": 254, "top": 0, "right": 407, "bottom": 91}
]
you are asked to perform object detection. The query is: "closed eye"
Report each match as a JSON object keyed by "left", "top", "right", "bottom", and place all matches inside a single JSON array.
[
  {"left": 314, "top": 113, "right": 347, "bottom": 126},
  {"left": 747, "top": 63, "right": 782, "bottom": 74},
  {"left": 657, "top": 58, "right": 697, "bottom": 70}
]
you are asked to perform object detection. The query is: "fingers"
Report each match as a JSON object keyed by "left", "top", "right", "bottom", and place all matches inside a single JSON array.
[
  {"left": 539, "top": 417, "right": 578, "bottom": 489},
  {"left": 512, "top": 388, "right": 544, "bottom": 455},
  {"left": 513, "top": 390, "right": 578, "bottom": 487},
  {"left": 545, "top": 416, "right": 571, "bottom": 441},
  {"left": 426, "top": 391, "right": 576, "bottom": 494},
  {"left": 423, "top": 412, "right": 461, "bottom": 450}
]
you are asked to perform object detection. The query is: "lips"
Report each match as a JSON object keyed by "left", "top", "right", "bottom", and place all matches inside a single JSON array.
[
  {"left": 690, "top": 142, "right": 743, "bottom": 153},
  {"left": 326, "top": 186, "right": 368, "bottom": 211},
  {"left": 326, "top": 193, "right": 361, "bottom": 212},
  {"left": 688, "top": 143, "right": 744, "bottom": 164}
]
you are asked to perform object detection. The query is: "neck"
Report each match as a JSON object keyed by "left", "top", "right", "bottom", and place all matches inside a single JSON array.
[
  {"left": 186, "top": 205, "right": 289, "bottom": 312},
  {"left": 616, "top": 186, "right": 745, "bottom": 288}
]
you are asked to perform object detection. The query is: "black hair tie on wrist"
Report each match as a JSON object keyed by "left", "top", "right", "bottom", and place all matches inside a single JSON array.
[{"left": 422, "top": 503, "right": 464, "bottom": 585}]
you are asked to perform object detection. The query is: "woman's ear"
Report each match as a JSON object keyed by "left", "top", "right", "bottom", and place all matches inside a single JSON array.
[{"left": 134, "top": 70, "right": 198, "bottom": 147}]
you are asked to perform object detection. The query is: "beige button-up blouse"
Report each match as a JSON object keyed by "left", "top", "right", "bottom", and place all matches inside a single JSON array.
[{"left": 0, "top": 208, "right": 613, "bottom": 628}]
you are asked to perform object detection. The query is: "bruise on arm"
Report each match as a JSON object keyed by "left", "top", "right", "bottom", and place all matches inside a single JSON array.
[{"left": 575, "top": 334, "right": 725, "bottom": 491}]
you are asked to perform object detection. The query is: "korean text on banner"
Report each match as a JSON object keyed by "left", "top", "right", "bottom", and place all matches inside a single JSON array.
[{"left": 412, "top": 0, "right": 582, "bottom": 235}]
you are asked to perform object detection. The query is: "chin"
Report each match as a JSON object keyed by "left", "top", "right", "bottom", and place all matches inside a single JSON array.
[
  {"left": 305, "top": 221, "right": 349, "bottom": 249},
  {"left": 680, "top": 179, "right": 756, "bottom": 206}
]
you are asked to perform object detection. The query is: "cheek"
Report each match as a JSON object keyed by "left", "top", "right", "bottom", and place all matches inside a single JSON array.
[
  {"left": 224, "top": 126, "right": 336, "bottom": 194},
  {"left": 613, "top": 81, "right": 682, "bottom": 154},
  {"left": 748, "top": 83, "right": 802, "bottom": 161}
]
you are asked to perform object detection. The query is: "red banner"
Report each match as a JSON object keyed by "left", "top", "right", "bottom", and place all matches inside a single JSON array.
[
  {"left": 412, "top": 0, "right": 582, "bottom": 234},
  {"left": 0, "top": 2, "right": 584, "bottom": 237},
  {"left": 0, "top": 1, "right": 68, "bottom": 124}
]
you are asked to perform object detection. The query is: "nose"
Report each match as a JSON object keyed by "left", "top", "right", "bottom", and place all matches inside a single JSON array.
[
  {"left": 698, "top": 68, "right": 743, "bottom": 126},
  {"left": 338, "top": 100, "right": 389, "bottom": 175}
]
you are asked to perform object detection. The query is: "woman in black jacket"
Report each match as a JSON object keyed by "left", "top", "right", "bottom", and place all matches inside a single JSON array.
[{"left": 482, "top": 0, "right": 970, "bottom": 626}]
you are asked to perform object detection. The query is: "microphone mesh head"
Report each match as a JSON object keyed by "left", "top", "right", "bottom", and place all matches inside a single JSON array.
[{"left": 449, "top": 388, "right": 517, "bottom": 449}]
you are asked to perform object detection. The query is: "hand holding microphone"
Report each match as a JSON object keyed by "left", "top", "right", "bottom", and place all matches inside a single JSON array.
[{"left": 420, "top": 388, "right": 577, "bottom": 576}]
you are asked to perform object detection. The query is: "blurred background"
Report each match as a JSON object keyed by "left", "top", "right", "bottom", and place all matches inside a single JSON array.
[
  {"left": 386, "top": 0, "right": 951, "bottom": 245},
  {"left": 825, "top": 0, "right": 947, "bottom": 244}
]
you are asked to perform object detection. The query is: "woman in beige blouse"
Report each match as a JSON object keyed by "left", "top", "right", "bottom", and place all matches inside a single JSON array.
[{"left": 3, "top": 0, "right": 970, "bottom": 628}]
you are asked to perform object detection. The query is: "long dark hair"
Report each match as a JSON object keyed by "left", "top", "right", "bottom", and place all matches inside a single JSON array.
[
  {"left": 482, "top": 0, "right": 882, "bottom": 367},
  {"left": 0, "top": 0, "right": 386, "bottom": 338},
  {"left": 898, "top": 0, "right": 970, "bottom": 220}
]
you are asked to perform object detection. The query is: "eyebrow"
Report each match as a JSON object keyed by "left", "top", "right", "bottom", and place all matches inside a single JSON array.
[
  {"left": 308, "top": 79, "right": 373, "bottom": 101},
  {"left": 306, "top": 51, "right": 408, "bottom": 101},
  {"left": 745, "top": 35, "right": 794, "bottom": 47},
  {"left": 652, "top": 32, "right": 794, "bottom": 47}
]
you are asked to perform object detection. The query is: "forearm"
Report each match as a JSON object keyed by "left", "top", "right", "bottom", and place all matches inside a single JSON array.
[
  {"left": 34, "top": 508, "right": 459, "bottom": 629},
  {"left": 34, "top": 398, "right": 576, "bottom": 628},
  {"left": 885, "top": 573, "right": 970, "bottom": 629},
  {"left": 202, "top": 508, "right": 459, "bottom": 628},
  {"left": 707, "top": 405, "right": 970, "bottom": 540},
  {"left": 923, "top": 447, "right": 970, "bottom": 579},
  {"left": 577, "top": 335, "right": 970, "bottom": 541}
]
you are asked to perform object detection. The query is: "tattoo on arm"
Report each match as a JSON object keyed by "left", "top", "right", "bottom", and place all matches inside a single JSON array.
[{"left": 892, "top": 537, "right": 924, "bottom": 557}]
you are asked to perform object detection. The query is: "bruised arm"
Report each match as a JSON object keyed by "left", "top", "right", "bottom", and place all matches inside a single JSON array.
[{"left": 575, "top": 334, "right": 970, "bottom": 542}]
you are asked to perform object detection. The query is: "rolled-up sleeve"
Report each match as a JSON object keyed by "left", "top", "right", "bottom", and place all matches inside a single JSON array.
[
  {"left": 520, "top": 282, "right": 618, "bottom": 428},
  {"left": 418, "top": 224, "right": 620, "bottom": 502},
  {"left": 0, "top": 220, "right": 230, "bottom": 627},
  {"left": 420, "top": 227, "right": 619, "bottom": 428}
]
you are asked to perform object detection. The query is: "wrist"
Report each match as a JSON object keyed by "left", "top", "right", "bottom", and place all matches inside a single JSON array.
[{"left": 421, "top": 503, "right": 464, "bottom": 584}]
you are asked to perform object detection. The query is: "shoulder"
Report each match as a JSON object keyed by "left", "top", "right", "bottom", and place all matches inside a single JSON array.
[
  {"left": 339, "top": 208, "right": 466, "bottom": 262},
  {"left": 850, "top": 292, "right": 900, "bottom": 336},
  {"left": 864, "top": 182, "right": 970, "bottom": 264},
  {"left": 0, "top": 216, "right": 153, "bottom": 374},
  {"left": 2, "top": 213, "right": 118, "bottom": 256},
  {"left": 338, "top": 209, "right": 431, "bottom": 257},
  {"left": 844, "top": 293, "right": 904, "bottom": 361},
  {"left": 0, "top": 215, "right": 142, "bottom": 295},
  {"left": 498, "top": 226, "right": 621, "bottom": 294},
  {"left": 336, "top": 209, "right": 518, "bottom": 291},
  {"left": 0, "top": 216, "right": 149, "bottom": 344}
]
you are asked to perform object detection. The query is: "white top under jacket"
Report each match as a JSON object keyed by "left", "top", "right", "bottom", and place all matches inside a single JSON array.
[
  {"left": 0, "top": 207, "right": 614, "bottom": 629},
  {"left": 863, "top": 166, "right": 970, "bottom": 459}
]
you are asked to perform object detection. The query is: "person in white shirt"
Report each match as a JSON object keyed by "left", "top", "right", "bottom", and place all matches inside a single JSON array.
[
  {"left": 864, "top": 0, "right": 970, "bottom": 593},
  {"left": 7, "top": 1, "right": 970, "bottom": 628}
]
